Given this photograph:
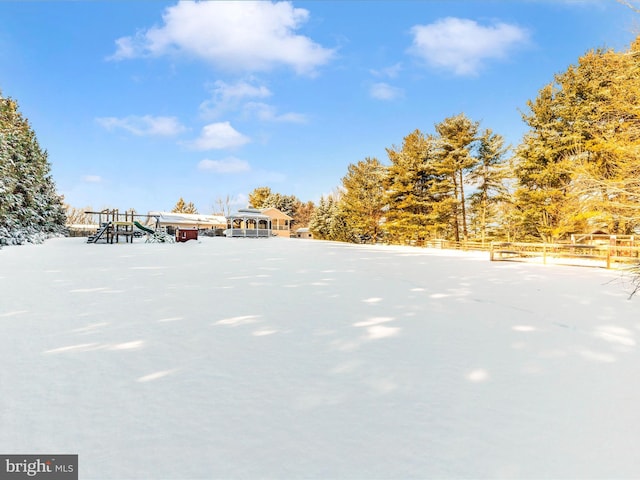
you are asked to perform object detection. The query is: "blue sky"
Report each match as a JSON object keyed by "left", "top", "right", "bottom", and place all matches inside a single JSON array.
[{"left": 1, "top": 1, "right": 637, "bottom": 214}]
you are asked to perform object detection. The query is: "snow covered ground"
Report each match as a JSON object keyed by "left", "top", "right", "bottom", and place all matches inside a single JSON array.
[{"left": 1, "top": 237, "right": 639, "bottom": 479}]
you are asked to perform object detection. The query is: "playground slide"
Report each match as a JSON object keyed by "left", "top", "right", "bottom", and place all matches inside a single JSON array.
[
  {"left": 133, "top": 221, "right": 155, "bottom": 235},
  {"left": 133, "top": 221, "right": 175, "bottom": 243}
]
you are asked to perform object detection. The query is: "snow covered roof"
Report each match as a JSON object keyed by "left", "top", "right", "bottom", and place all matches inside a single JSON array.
[
  {"left": 149, "top": 211, "right": 226, "bottom": 227},
  {"left": 227, "top": 208, "right": 271, "bottom": 220}
]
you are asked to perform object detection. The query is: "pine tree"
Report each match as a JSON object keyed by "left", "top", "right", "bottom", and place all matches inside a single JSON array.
[
  {"left": 339, "top": 157, "right": 386, "bottom": 243},
  {"left": 433, "top": 113, "right": 479, "bottom": 241},
  {"left": 171, "top": 197, "right": 198, "bottom": 214},
  {"left": 308, "top": 194, "right": 352, "bottom": 242},
  {"left": 0, "top": 93, "right": 66, "bottom": 245},
  {"left": 467, "top": 129, "right": 510, "bottom": 244},
  {"left": 248, "top": 187, "right": 272, "bottom": 209},
  {"left": 309, "top": 196, "right": 332, "bottom": 239},
  {"left": 184, "top": 202, "right": 198, "bottom": 214},
  {"left": 513, "top": 82, "right": 580, "bottom": 241},
  {"left": 513, "top": 35, "right": 640, "bottom": 239},
  {"left": 384, "top": 130, "right": 451, "bottom": 244},
  {"left": 262, "top": 192, "right": 300, "bottom": 218},
  {"left": 561, "top": 40, "right": 640, "bottom": 233}
]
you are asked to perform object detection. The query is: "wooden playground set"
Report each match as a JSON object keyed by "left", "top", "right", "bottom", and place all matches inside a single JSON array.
[{"left": 85, "top": 209, "right": 178, "bottom": 244}]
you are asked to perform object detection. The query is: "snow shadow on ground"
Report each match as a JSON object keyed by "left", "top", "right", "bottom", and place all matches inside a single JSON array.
[{"left": 1, "top": 237, "right": 639, "bottom": 479}]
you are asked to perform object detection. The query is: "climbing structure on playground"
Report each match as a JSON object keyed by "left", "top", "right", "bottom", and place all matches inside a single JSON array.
[{"left": 85, "top": 209, "right": 174, "bottom": 244}]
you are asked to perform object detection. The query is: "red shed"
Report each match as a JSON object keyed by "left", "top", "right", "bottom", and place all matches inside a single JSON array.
[{"left": 176, "top": 227, "right": 198, "bottom": 242}]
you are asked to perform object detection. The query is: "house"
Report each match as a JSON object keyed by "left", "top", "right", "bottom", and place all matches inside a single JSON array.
[
  {"left": 148, "top": 211, "right": 227, "bottom": 235},
  {"left": 260, "top": 207, "right": 293, "bottom": 238}
]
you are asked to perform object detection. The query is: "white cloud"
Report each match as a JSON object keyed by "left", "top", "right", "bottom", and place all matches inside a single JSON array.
[
  {"left": 243, "top": 102, "right": 307, "bottom": 123},
  {"left": 199, "top": 79, "right": 272, "bottom": 119},
  {"left": 82, "top": 175, "right": 102, "bottom": 183},
  {"left": 190, "top": 122, "right": 251, "bottom": 150},
  {"left": 370, "top": 63, "right": 402, "bottom": 79},
  {"left": 96, "top": 115, "right": 186, "bottom": 137},
  {"left": 409, "top": 17, "right": 530, "bottom": 76},
  {"left": 197, "top": 157, "right": 251, "bottom": 173},
  {"left": 199, "top": 79, "right": 306, "bottom": 123},
  {"left": 369, "top": 82, "right": 404, "bottom": 101},
  {"left": 110, "top": 1, "right": 336, "bottom": 75}
]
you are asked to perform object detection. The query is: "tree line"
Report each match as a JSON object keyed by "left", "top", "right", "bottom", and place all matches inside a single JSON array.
[
  {"left": 309, "top": 35, "right": 640, "bottom": 245},
  {"left": 0, "top": 93, "right": 66, "bottom": 245},
  {"left": 2, "top": 35, "right": 638, "bottom": 247}
]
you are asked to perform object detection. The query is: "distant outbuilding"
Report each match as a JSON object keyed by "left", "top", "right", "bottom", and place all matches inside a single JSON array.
[
  {"left": 295, "top": 228, "right": 313, "bottom": 239},
  {"left": 176, "top": 227, "right": 198, "bottom": 242}
]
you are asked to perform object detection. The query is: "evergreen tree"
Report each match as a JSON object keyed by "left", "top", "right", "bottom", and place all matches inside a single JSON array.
[
  {"left": 248, "top": 186, "right": 272, "bottom": 209},
  {"left": 339, "top": 157, "right": 386, "bottom": 243},
  {"left": 248, "top": 185, "right": 310, "bottom": 230},
  {"left": 384, "top": 130, "right": 452, "bottom": 244},
  {"left": 171, "top": 197, "right": 198, "bottom": 214},
  {"left": 184, "top": 202, "right": 198, "bottom": 214},
  {"left": 329, "top": 202, "right": 354, "bottom": 243},
  {"left": 248, "top": 186, "right": 301, "bottom": 218},
  {"left": 467, "top": 129, "right": 510, "bottom": 244},
  {"left": 309, "top": 196, "right": 332, "bottom": 239},
  {"left": 262, "top": 192, "right": 300, "bottom": 218},
  {"left": 0, "top": 93, "right": 66, "bottom": 245},
  {"left": 561, "top": 40, "right": 640, "bottom": 233},
  {"left": 308, "top": 194, "right": 352, "bottom": 242},
  {"left": 513, "top": 36, "right": 640, "bottom": 239},
  {"left": 434, "top": 113, "right": 479, "bottom": 241}
]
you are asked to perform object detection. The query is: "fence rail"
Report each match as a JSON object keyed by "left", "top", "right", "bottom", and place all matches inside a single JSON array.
[{"left": 489, "top": 242, "right": 640, "bottom": 269}]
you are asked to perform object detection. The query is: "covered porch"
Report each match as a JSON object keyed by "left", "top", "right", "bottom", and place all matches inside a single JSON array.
[{"left": 224, "top": 208, "right": 272, "bottom": 238}]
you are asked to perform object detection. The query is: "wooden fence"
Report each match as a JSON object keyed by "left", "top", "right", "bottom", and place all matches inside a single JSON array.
[
  {"left": 406, "top": 239, "right": 640, "bottom": 269},
  {"left": 489, "top": 242, "right": 640, "bottom": 269}
]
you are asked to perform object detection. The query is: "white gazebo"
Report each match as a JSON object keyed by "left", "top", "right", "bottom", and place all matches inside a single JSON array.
[{"left": 224, "top": 208, "right": 272, "bottom": 238}]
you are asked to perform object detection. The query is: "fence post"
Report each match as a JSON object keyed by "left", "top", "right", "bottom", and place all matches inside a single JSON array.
[
  {"left": 606, "top": 246, "right": 611, "bottom": 269},
  {"left": 543, "top": 244, "right": 547, "bottom": 265}
]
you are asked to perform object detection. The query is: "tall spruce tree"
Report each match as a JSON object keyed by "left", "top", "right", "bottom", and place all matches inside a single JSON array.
[
  {"left": 0, "top": 93, "right": 66, "bottom": 245},
  {"left": 339, "top": 157, "right": 386, "bottom": 243},
  {"left": 309, "top": 194, "right": 351, "bottom": 241},
  {"left": 309, "top": 196, "right": 332, "bottom": 240}
]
